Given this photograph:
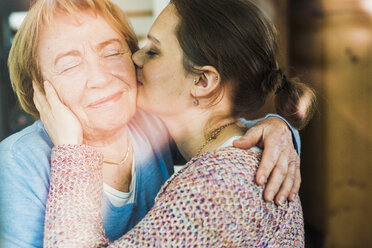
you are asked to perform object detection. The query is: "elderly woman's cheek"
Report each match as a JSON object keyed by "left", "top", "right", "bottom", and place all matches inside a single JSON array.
[
  {"left": 106, "top": 56, "right": 137, "bottom": 87},
  {"left": 45, "top": 71, "right": 86, "bottom": 109}
]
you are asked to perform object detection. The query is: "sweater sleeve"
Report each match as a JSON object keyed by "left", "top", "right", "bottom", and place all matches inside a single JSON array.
[{"left": 43, "top": 145, "right": 109, "bottom": 247}]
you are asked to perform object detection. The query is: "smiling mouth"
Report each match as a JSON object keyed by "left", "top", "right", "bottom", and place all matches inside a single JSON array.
[{"left": 88, "top": 92, "right": 123, "bottom": 109}]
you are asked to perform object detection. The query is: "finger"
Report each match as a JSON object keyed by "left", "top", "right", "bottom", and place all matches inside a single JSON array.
[
  {"left": 33, "top": 81, "right": 48, "bottom": 112},
  {"left": 289, "top": 160, "right": 301, "bottom": 201},
  {"left": 263, "top": 152, "right": 289, "bottom": 202},
  {"left": 256, "top": 140, "right": 282, "bottom": 185},
  {"left": 33, "top": 85, "right": 41, "bottom": 112},
  {"left": 256, "top": 124, "right": 290, "bottom": 186},
  {"left": 274, "top": 158, "right": 297, "bottom": 205},
  {"left": 233, "top": 126, "right": 263, "bottom": 149},
  {"left": 44, "top": 81, "right": 62, "bottom": 110}
]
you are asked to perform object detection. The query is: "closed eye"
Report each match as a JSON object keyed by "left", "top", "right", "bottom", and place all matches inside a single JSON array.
[
  {"left": 58, "top": 58, "right": 81, "bottom": 74},
  {"left": 61, "top": 63, "right": 80, "bottom": 74},
  {"left": 103, "top": 51, "right": 125, "bottom": 58},
  {"left": 146, "top": 50, "right": 158, "bottom": 57}
]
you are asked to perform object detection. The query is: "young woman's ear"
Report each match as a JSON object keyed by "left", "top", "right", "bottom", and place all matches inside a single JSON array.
[{"left": 192, "top": 66, "right": 221, "bottom": 98}]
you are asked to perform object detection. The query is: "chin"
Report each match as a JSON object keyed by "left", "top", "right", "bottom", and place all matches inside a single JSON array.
[
  {"left": 84, "top": 120, "right": 127, "bottom": 140},
  {"left": 87, "top": 111, "right": 133, "bottom": 133}
]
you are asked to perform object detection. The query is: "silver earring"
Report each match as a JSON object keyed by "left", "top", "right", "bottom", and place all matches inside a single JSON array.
[
  {"left": 215, "top": 76, "right": 218, "bottom": 81},
  {"left": 193, "top": 78, "right": 198, "bottom": 84},
  {"left": 193, "top": 86, "right": 199, "bottom": 106}
]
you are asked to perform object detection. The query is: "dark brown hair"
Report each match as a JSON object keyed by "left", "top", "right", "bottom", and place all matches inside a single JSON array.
[{"left": 170, "top": 0, "right": 316, "bottom": 129}]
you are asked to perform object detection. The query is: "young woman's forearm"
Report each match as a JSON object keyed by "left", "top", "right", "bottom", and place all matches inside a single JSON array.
[{"left": 43, "top": 145, "right": 109, "bottom": 248}]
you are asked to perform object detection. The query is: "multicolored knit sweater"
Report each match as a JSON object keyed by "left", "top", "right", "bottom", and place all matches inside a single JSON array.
[{"left": 44, "top": 145, "right": 304, "bottom": 247}]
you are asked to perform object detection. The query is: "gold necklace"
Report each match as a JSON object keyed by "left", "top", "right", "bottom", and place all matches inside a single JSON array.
[
  {"left": 196, "top": 121, "right": 236, "bottom": 157},
  {"left": 103, "top": 137, "right": 132, "bottom": 166}
]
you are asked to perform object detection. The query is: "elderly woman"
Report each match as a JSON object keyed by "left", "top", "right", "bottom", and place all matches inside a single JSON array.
[
  {"left": 1, "top": 0, "right": 304, "bottom": 247},
  {"left": 36, "top": 0, "right": 316, "bottom": 246}
]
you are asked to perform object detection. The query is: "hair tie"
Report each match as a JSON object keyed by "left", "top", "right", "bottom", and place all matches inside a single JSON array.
[{"left": 275, "top": 74, "right": 288, "bottom": 95}]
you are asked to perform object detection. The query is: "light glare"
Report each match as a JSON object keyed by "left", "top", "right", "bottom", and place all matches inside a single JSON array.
[
  {"left": 361, "top": 0, "right": 372, "bottom": 15},
  {"left": 8, "top": 12, "right": 27, "bottom": 31}
]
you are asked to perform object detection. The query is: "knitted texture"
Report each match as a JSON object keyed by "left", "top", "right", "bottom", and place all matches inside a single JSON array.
[
  {"left": 44, "top": 145, "right": 304, "bottom": 247},
  {"left": 44, "top": 145, "right": 109, "bottom": 247}
]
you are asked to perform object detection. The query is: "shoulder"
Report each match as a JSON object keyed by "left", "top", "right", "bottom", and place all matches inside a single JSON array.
[
  {"left": 158, "top": 147, "right": 262, "bottom": 198},
  {"left": 127, "top": 110, "right": 174, "bottom": 175},
  {"left": 128, "top": 110, "right": 172, "bottom": 159},
  {"left": 208, "top": 146, "right": 262, "bottom": 164},
  {"left": 0, "top": 120, "right": 53, "bottom": 172},
  {"left": 128, "top": 110, "right": 167, "bottom": 133},
  {"left": 191, "top": 147, "right": 262, "bottom": 180},
  {"left": 0, "top": 120, "right": 52, "bottom": 153},
  {"left": 128, "top": 110, "right": 169, "bottom": 142}
]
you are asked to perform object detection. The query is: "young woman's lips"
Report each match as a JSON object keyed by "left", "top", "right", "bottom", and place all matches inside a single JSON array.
[{"left": 88, "top": 92, "right": 123, "bottom": 109}]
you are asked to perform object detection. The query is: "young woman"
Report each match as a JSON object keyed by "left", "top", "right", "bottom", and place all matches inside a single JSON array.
[{"left": 37, "top": 0, "right": 315, "bottom": 246}]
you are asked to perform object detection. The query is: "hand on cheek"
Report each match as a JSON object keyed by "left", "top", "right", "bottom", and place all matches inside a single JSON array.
[{"left": 33, "top": 81, "right": 83, "bottom": 146}]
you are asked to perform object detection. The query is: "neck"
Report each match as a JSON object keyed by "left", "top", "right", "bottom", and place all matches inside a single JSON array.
[
  {"left": 83, "top": 126, "right": 130, "bottom": 162},
  {"left": 160, "top": 110, "right": 244, "bottom": 161}
]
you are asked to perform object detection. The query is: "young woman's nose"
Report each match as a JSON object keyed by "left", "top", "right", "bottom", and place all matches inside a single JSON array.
[{"left": 132, "top": 49, "right": 144, "bottom": 69}]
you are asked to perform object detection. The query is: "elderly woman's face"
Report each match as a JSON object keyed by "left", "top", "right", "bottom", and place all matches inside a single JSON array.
[{"left": 37, "top": 11, "right": 137, "bottom": 136}]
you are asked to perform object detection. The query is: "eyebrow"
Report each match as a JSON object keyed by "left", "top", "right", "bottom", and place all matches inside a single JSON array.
[
  {"left": 147, "top": 34, "right": 160, "bottom": 45},
  {"left": 97, "top": 38, "right": 124, "bottom": 50},
  {"left": 54, "top": 50, "right": 80, "bottom": 66}
]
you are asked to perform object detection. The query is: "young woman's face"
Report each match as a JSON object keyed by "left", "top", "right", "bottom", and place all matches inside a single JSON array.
[
  {"left": 132, "top": 4, "right": 195, "bottom": 117},
  {"left": 37, "top": 11, "right": 137, "bottom": 137}
]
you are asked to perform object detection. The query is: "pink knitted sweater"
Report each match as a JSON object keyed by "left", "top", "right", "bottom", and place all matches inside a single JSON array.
[{"left": 44, "top": 145, "right": 304, "bottom": 247}]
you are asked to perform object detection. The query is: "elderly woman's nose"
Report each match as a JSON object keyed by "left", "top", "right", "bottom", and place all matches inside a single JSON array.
[
  {"left": 132, "top": 50, "right": 143, "bottom": 68},
  {"left": 86, "top": 59, "right": 111, "bottom": 88}
]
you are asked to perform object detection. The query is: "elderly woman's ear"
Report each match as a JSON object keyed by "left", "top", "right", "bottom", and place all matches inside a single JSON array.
[{"left": 33, "top": 80, "right": 83, "bottom": 146}]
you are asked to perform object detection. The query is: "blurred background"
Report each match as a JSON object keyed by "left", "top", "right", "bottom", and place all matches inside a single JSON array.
[{"left": 0, "top": 0, "right": 371, "bottom": 247}]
